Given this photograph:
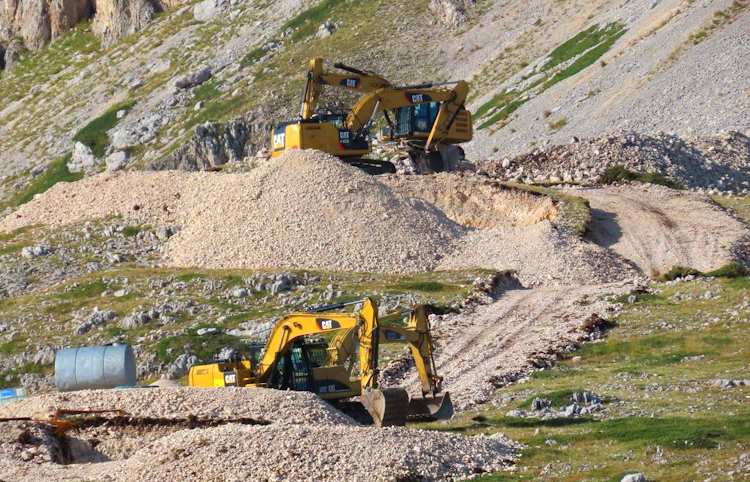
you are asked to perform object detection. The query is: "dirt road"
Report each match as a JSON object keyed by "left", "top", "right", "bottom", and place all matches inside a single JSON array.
[
  {"left": 395, "top": 281, "right": 634, "bottom": 410},
  {"left": 574, "top": 184, "right": 749, "bottom": 276}
]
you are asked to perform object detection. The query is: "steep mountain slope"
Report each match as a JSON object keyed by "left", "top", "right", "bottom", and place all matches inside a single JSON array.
[{"left": 0, "top": 0, "right": 747, "bottom": 204}]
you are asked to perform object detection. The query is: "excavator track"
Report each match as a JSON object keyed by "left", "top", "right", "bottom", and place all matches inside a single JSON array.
[{"left": 345, "top": 158, "right": 397, "bottom": 175}]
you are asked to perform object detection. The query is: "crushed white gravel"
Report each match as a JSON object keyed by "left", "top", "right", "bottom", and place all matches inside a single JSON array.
[
  {"left": 0, "top": 388, "right": 518, "bottom": 481},
  {"left": 0, "top": 387, "right": 356, "bottom": 426},
  {"left": 1, "top": 151, "right": 464, "bottom": 273}
]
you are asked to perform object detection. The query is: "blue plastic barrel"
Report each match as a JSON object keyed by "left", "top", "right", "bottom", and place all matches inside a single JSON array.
[
  {"left": 0, "top": 387, "right": 26, "bottom": 405},
  {"left": 55, "top": 344, "right": 137, "bottom": 391}
]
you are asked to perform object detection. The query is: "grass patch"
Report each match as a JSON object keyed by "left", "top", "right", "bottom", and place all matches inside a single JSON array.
[
  {"left": 599, "top": 165, "right": 684, "bottom": 190},
  {"left": 122, "top": 225, "right": 143, "bottom": 237},
  {"left": 661, "top": 263, "right": 748, "bottom": 281},
  {"left": 11, "top": 154, "right": 84, "bottom": 206},
  {"left": 0, "top": 242, "right": 31, "bottom": 256},
  {"left": 518, "top": 389, "right": 578, "bottom": 409},
  {"left": 154, "top": 327, "right": 255, "bottom": 364},
  {"left": 240, "top": 46, "right": 269, "bottom": 67},
  {"left": 394, "top": 281, "right": 447, "bottom": 293},
  {"left": 595, "top": 415, "right": 750, "bottom": 450},
  {"left": 73, "top": 99, "right": 136, "bottom": 157},
  {"left": 55, "top": 280, "right": 108, "bottom": 301},
  {"left": 705, "top": 262, "right": 748, "bottom": 278},
  {"left": 193, "top": 80, "right": 221, "bottom": 102},
  {"left": 712, "top": 195, "right": 750, "bottom": 223},
  {"left": 477, "top": 22, "right": 625, "bottom": 130},
  {"left": 282, "top": 0, "right": 346, "bottom": 42}
]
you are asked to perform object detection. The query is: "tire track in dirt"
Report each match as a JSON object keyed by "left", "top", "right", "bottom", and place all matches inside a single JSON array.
[
  {"left": 397, "top": 282, "right": 633, "bottom": 410},
  {"left": 574, "top": 184, "right": 750, "bottom": 276}
]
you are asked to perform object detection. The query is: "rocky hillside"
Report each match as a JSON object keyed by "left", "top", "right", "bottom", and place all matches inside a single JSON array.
[{"left": 0, "top": 0, "right": 747, "bottom": 203}]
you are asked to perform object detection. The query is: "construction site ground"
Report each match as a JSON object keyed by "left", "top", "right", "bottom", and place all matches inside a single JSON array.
[{"left": 0, "top": 152, "right": 749, "bottom": 481}]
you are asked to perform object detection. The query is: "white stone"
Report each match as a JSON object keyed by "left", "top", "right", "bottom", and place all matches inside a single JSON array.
[{"left": 106, "top": 150, "right": 129, "bottom": 171}]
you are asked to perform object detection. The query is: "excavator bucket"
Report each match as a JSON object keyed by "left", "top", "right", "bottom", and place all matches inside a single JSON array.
[
  {"left": 360, "top": 387, "right": 410, "bottom": 427},
  {"left": 407, "top": 391, "right": 453, "bottom": 421}
]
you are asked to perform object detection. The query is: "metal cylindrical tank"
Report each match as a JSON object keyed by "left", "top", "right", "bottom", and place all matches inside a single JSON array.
[{"left": 55, "top": 345, "right": 137, "bottom": 391}]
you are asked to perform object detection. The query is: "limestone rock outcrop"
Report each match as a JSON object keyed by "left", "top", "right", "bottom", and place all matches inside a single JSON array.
[
  {"left": 428, "top": 0, "right": 475, "bottom": 27},
  {"left": 0, "top": 0, "right": 181, "bottom": 56}
]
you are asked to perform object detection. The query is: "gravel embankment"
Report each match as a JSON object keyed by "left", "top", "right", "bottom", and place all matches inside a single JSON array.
[
  {"left": 439, "top": 220, "right": 639, "bottom": 287},
  {"left": 0, "top": 387, "right": 356, "bottom": 426},
  {"left": 0, "top": 388, "right": 518, "bottom": 481},
  {"left": 1, "top": 151, "right": 464, "bottom": 273},
  {"left": 381, "top": 173, "right": 558, "bottom": 228},
  {"left": 485, "top": 131, "right": 750, "bottom": 193}
]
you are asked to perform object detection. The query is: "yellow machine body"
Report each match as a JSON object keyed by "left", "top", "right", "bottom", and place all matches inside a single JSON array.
[
  {"left": 187, "top": 298, "right": 452, "bottom": 426},
  {"left": 271, "top": 58, "right": 474, "bottom": 173}
]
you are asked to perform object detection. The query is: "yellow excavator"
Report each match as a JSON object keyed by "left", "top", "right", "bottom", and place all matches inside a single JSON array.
[
  {"left": 187, "top": 298, "right": 452, "bottom": 426},
  {"left": 271, "top": 58, "right": 473, "bottom": 174}
]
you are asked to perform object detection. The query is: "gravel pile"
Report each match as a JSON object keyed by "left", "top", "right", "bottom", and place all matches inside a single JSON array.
[
  {"left": 485, "top": 131, "right": 750, "bottom": 194},
  {"left": 164, "top": 150, "right": 464, "bottom": 273},
  {"left": 439, "top": 220, "right": 639, "bottom": 287},
  {"left": 0, "top": 388, "right": 518, "bottom": 481},
  {"left": 0, "top": 387, "right": 356, "bottom": 426},
  {"left": 107, "top": 424, "right": 515, "bottom": 481},
  {"left": 1, "top": 151, "right": 464, "bottom": 273}
]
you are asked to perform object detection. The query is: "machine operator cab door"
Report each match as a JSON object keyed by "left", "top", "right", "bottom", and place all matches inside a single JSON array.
[{"left": 268, "top": 340, "right": 329, "bottom": 392}]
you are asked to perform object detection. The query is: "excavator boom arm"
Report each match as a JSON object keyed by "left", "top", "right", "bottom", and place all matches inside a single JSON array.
[{"left": 300, "top": 57, "right": 392, "bottom": 120}]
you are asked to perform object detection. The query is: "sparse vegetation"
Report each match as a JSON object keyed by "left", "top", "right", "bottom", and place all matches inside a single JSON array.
[
  {"left": 477, "top": 22, "right": 626, "bottom": 130},
  {"left": 653, "top": 0, "right": 748, "bottom": 75},
  {"left": 547, "top": 117, "right": 567, "bottom": 131},
  {"left": 712, "top": 195, "right": 750, "bottom": 224},
  {"left": 8, "top": 154, "right": 84, "bottom": 207},
  {"left": 599, "top": 165, "right": 684, "bottom": 190},
  {"left": 421, "top": 276, "right": 750, "bottom": 480},
  {"left": 662, "top": 262, "right": 748, "bottom": 281},
  {"left": 73, "top": 99, "right": 136, "bottom": 158}
]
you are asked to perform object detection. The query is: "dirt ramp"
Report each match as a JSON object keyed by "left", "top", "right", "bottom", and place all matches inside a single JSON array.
[
  {"left": 577, "top": 185, "right": 750, "bottom": 276},
  {"left": 439, "top": 221, "right": 638, "bottom": 286},
  {"left": 381, "top": 173, "right": 558, "bottom": 228}
]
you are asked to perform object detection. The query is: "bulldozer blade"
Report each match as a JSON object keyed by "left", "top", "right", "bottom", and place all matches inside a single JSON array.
[
  {"left": 360, "top": 387, "right": 410, "bottom": 427},
  {"left": 407, "top": 392, "right": 454, "bottom": 421}
]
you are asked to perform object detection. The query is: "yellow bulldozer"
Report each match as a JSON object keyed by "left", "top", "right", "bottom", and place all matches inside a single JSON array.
[
  {"left": 271, "top": 58, "right": 473, "bottom": 174},
  {"left": 187, "top": 298, "right": 452, "bottom": 426}
]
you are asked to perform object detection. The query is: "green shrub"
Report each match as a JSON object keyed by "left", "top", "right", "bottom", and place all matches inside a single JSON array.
[
  {"left": 660, "top": 262, "right": 748, "bottom": 281},
  {"left": 705, "top": 262, "right": 748, "bottom": 278},
  {"left": 122, "top": 225, "right": 142, "bottom": 237}
]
